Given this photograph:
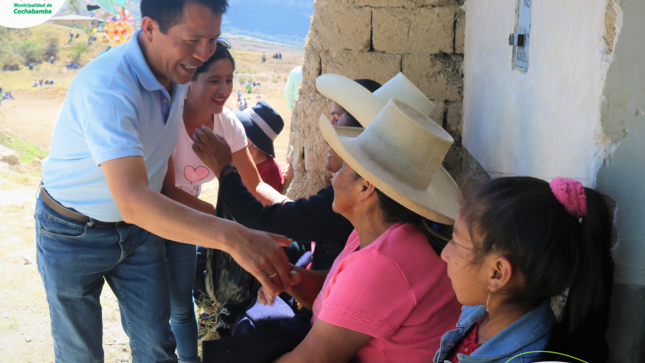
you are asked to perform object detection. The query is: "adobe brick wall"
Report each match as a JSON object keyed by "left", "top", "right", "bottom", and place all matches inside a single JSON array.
[{"left": 287, "top": 0, "right": 484, "bottom": 200}]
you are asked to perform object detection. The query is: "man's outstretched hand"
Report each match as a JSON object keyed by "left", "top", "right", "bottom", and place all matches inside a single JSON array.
[
  {"left": 191, "top": 125, "right": 233, "bottom": 177},
  {"left": 222, "top": 224, "right": 295, "bottom": 299}
]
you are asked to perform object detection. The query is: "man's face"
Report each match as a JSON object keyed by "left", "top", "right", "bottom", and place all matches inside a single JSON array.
[
  {"left": 330, "top": 101, "right": 345, "bottom": 125},
  {"left": 148, "top": 3, "right": 222, "bottom": 86}
]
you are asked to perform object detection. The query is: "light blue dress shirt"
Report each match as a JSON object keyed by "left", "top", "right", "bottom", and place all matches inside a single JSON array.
[{"left": 42, "top": 30, "right": 189, "bottom": 222}]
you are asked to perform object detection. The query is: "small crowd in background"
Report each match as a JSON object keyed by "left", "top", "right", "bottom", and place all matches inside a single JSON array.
[
  {"left": 262, "top": 52, "right": 283, "bottom": 62},
  {"left": 32, "top": 80, "right": 55, "bottom": 87}
]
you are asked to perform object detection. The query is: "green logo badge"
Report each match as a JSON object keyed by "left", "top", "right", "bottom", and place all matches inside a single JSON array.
[{"left": 1, "top": 0, "right": 65, "bottom": 29}]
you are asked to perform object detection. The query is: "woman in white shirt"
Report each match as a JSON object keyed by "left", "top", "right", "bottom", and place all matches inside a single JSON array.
[{"left": 161, "top": 40, "right": 284, "bottom": 363}]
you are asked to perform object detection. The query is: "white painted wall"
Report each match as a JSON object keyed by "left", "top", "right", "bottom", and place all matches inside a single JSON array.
[{"left": 462, "top": 0, "right": 611, "bottom": 187}]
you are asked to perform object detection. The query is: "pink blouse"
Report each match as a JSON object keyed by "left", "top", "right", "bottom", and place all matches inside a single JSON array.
[{"left": 311, "top": 222, "right": 462, "bottom": 363}]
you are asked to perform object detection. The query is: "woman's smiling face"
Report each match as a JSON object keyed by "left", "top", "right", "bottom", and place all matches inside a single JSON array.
[{"left": 189, "top": 57, "right": 234, "bottom": 115}]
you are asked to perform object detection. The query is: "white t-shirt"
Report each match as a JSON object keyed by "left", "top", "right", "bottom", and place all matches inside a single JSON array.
[{"left": 172, "top": 108, "right": 247, "bottom": 197}]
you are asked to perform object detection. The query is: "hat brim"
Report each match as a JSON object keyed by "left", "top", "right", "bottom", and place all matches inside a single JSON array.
[
  {"left": 374, "top": 73, "right": 438, "bottom": 117},
  {"left": 316, "top": 74, "right": 384, "bottom": 128},
  {"left": 320, "top": 116, "right": 460, "bottom": 225},
  {"left": 333, "top": 124, "right": 364, "bottom": 139}
]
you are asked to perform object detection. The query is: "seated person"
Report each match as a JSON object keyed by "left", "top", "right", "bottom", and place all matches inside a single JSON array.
[
  {"left": 235, "top": 101, "right": 285, "bottom": 193},
  {"left": 196, "top": 99, "right": 463, "bottom": 363},
  {"left": 435, "top": 177, "right": 614, "bottom": 363}
]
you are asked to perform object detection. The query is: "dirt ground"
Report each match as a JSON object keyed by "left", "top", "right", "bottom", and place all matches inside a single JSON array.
[{"left": 0, "top": 43, "right": 301, "bottom": 362}]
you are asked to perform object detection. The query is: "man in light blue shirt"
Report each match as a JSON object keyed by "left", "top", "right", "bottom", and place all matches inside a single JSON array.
[{"left": 36, "top": 1, "right": 292, "bottom": 362}]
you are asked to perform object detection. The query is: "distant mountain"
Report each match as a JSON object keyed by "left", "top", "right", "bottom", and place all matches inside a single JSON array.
[
  {"left": 127, "top": 0, "right": 311, "bottom": 47},
  {"left": 222, "top": 0, "right": 312, "bottom": 47},
  {"left": 58, "top": 1, "right": 311, "bottom": 47}
]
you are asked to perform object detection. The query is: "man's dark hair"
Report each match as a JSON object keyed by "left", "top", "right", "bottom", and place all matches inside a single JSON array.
[{"left": 141, "top": 0, "right": 228, "bottom": 34}]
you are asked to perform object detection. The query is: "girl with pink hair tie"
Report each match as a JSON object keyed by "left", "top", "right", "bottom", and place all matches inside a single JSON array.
[{"left": 435, "top": 176, "right": 614, "bottom": 363}]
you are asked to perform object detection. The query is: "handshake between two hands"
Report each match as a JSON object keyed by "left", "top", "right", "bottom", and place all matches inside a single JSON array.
[{"left": 258, "top": 265, "right": 304, "bottom": 306}]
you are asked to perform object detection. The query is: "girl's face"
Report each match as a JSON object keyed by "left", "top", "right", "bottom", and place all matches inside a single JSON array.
[
  {"left": 441, "top": 211, "right": 492, "bottom": 307},
  {"left": 189, "top": 58, "right": 234, "bottom": 115}
]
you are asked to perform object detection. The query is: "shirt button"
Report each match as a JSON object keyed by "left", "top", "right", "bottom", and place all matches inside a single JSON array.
[{"left": 163, "top": 99, "right": 168, "bottom": 103}]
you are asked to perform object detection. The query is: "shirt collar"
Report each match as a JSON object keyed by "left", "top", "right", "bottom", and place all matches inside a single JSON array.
[
  {"left": 125, "top": 29, "right": 166, "bottom": 92},
  {"left": 468, "top": 300, "right": 555, "bottom": 358},
  {"left": 456, "top": 305, "right": 488, "bottom": 328}
]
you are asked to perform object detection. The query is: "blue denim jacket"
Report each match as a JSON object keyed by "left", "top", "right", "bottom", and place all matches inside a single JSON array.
[{"left": 434, "top": 300, "right": 555, "bottom": 363}]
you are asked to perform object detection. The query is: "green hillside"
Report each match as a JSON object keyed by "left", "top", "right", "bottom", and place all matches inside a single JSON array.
[{"left": 0, "top": 23, "right": 106, "bottom": 71}]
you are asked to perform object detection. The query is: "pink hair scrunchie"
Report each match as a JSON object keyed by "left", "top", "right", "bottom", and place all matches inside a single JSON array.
[{"left": 550, "top": 177, "right": 587, "bottom": 219}]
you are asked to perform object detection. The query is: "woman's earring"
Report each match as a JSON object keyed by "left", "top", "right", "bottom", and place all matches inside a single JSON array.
[{"left": 486, "top": 286, "right": 492, "bottom": 312}]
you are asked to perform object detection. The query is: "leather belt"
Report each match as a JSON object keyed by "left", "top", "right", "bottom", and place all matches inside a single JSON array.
[{"left": 39, "top": 186, "right": 117, "bottom": 226}]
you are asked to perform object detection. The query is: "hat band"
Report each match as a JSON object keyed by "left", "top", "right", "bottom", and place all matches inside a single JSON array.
[{"left": 245, "top": 108, "right": 278, "bottom": 141}]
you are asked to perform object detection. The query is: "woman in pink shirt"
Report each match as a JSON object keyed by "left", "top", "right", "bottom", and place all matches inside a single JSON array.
[{"left": 256, "top": 99, "right": 463, "bottom": 363}]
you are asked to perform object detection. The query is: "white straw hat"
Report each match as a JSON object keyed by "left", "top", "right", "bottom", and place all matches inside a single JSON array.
[
  {"left": 316, "top": 72, "right": 438, "bottom": 127},
  {"left": 320, "top": 99, "right": 461, "bottom": 224}
]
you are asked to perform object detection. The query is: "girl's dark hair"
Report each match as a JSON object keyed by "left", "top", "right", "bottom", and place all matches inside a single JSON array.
[
  {"left": 374, "top": 188, "right": 450, "bottom": 256},
  {"left": 461, "top": 176, "right": 614, "bottom": 362},
  {"left": 192, "top": 44, "right": 235, "bottom": 81},
  {"left": 142, "top": 0, "right": 228, "bottom": 34}
]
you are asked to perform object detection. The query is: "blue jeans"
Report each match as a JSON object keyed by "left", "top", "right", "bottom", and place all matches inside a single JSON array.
[
  {"left": 165, "top": 241, "right": 199, "bottom": 363},
  {"left": 35, "top": 196, "right": 177, "bottom": 363}
]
